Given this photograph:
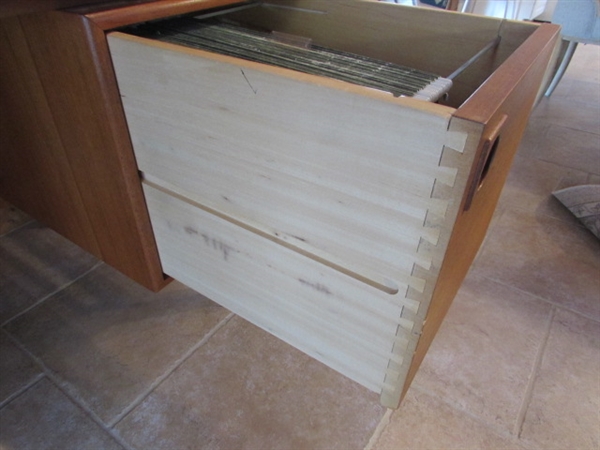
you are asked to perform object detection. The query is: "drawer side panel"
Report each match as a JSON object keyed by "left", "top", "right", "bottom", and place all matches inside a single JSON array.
[{"left": 143, "top": 181, "right": 411, "bottom": 392}]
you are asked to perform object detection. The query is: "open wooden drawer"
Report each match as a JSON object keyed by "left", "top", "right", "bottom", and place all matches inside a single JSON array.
[{"left": 107, "top": 0, "right": 559, "bottom": 408}]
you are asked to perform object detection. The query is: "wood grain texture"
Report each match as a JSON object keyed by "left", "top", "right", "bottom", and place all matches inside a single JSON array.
[
  {"left": 108, "top": 27, "right": 469, "bottom": 401},
  {"left": 103, "top": 0, "right": 559, "bottom": 407},
  {"left": 2, "top": 0, "right": 558, "bottom": 407},
  {"left": 80, "top": 0, "right": 251, "bottom": 30},
  {"left": 0, "top": 0, "right": 109, "bottom": 18},
  {"left": 0, "top": 16, "right": 101, "bottom": 255},
  {"left": 3, "top": 11, "right": 167, "bottom": 291},
  {"left": 379, "top": 116, "right": 478, "bottom": 407},
  {"left": 143, "top": 181, "right": 405, "bottom": 391},
  {"left": 397, "top": 21, "right": 561, "bottom": 406},
  {"left": 108, "top": 32, "right": 455, "bottom": 294},
  {"left": 456, "top": 23, "right": 561, "bottom": 124}
]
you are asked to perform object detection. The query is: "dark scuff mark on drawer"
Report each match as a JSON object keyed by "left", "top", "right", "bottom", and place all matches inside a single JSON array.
[
  {"left": 203, "top": 233, "right": 235, "bottom": 261},
  {"left": 299, "top": 278, "right": 332, "bottom": 295},
  {"left": 184, "top": 226, "right": 198, "bottom": 235},
  {"left": 184, "top": 225, "right": 235, "bottom": 261}
]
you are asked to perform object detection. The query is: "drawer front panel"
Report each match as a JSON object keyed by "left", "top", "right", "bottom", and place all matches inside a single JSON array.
[{"left": 143, "top": 181, "right": 418, "bottom": 392}]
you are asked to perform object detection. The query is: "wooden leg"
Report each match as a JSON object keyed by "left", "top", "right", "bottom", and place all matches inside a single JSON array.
[{"left": 545, "top": 40, "right": 578, "bottom": 97}]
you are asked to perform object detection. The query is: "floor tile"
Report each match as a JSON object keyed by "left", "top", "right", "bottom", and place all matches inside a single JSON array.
[
  {"left": 413, "top": 273, "right": 552, "bottom": 433},
  {"left": 520, "top": 309, "right": 600, "bottom": 450},
  {"left": 115, "top": 316, "right": 385, "bottom": 450},
  {"left": 534, "top": 125, "right": 600, "bottom": 175},
  {"left": 549, "top": 47, "right": 600, "bottom": 104},
  {"left": 4, "top": 264, "right": 230, "bottom": 424},
  {"left": 498, "top": 154, "right": 591, "bottom": 222},
  {"left": 372, "top": 390, "right": 527, "bottom": 450},
  {"left": 0, "top": 222, "right": 98, "bottom": 324},
  {"left": 530, "top": 97, "right": 600, "bottom": 134},
  {"left": 559, "top": 44, "right": 600, "bottom": 83},
  {"left": 0, "top": 20, "right": 596, "bottom": 450},
  {"left": 0, "top": 332, "right": 42, "bottom": 405},
  {"left": 0, "top": 378, "right": 124, "bottom": 450},
  {"left": 0, "top": 204, "right": 31, "bottom": 236},
  {"left": 514, "top": 119, "right": 548, "bottom": 159},
  {"left": 559, "top": 78, "right": 600, "bottom": 106},
  {"left": 545, "top": 45, "right": 600, "bottom": 99},
  {"left": 475, "top": 208, "right": 600, "bottom": 320},
  {"left": 544, "top": 75, "right": 574, "bottom": 101}
]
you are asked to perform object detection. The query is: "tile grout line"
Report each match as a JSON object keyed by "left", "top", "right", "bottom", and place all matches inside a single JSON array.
[
  {"left": 531, "top": 121, "right": 600, "bottom": 139},
  {"left": 363, "top": 408, "right": 393, "bottom": 450},
  {"left": 407, "top": 383, "right": 557, "bottom": 450},
  {"left": 471, "top": 207, "right": 506, "bottom": 267},
  {"left": 481, "top": 274, "right": 600, "bottom": 324},
  {"left": 0, "top": 328, "right": 135, "bottom": 450},
  {"left": 108, "top": 311, "right": 236, "bottom": 429},
  {"left": 0, "top": 245, "right": 232, "bottom": 446},
  {"left": 0, "top": 218, "right": 36, "bottom": 239},
  {"left": 537, "top": 205, "right": 592, "bottom": 229},
  {"left": 380, "top": 264, "right": 594, "bottom": 446},
  {"left": 507, "top": 202, "right": 592, "bottom": 231},
  {"left": 0, "top": 261, "right": 103, "bottom": 328},
  {"left": 0, "top": 323, "right": 46, "bottom": 409},
  {"left": 45, "top": 371, "right": 136, "bottom": 450},
  {"left": 513, "top": 305, "right": 556, "bottom": 438},
  {"left": 408, "top": 383, "right": 525, "bottom": 444},
  {"left": 0, "top": 361, "right": 45, "bottom": 410}
]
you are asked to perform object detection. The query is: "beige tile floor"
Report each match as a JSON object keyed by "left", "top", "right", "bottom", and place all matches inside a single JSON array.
[{"left": 0, "top": 44, "right": 598, "bottom": 450}]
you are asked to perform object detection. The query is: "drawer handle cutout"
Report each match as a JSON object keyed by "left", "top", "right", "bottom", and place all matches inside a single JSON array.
[
  {"left": 464, "top": 114, "right": 507, "bottom": 211},
  {"left": 478, "top": 134, "right": 500, "bottom": 190}
]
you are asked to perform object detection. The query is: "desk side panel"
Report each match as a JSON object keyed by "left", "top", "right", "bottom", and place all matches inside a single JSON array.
[
  {"left": 0, "top": 16, "right": 101, "bottom": 255},
  {"left": 80, "top": 0, "right": 250, "bottom": 30},
  {"left": 13, "top": 11, "right": 167, "bottom": 291}
]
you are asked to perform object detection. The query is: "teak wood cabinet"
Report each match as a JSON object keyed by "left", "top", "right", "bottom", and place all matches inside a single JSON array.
[{"left": 0, "top": 0, "right": 560, "bottom": 408}]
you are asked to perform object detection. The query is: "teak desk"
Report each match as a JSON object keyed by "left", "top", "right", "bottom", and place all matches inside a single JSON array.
[{"left": 0, "top": 0, "right": 560, "bottom": 408}]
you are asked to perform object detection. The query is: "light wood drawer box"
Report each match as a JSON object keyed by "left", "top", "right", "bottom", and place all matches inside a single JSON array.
[{"left": 107, "top": 0, "right": 559, "bottom": 408}]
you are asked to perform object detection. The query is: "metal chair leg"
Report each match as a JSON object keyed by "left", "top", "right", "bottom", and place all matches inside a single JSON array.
[{"left": 545, "top": 40, "right": 578, "bottom": 97}]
